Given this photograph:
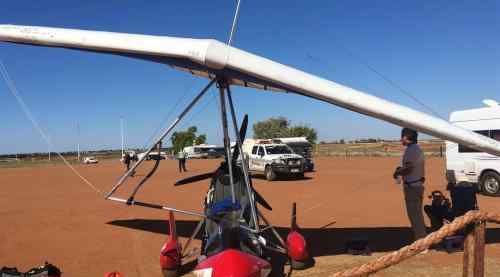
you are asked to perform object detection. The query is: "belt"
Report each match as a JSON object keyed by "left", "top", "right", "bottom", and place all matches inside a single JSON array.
[{"left": 404, "top": 177, "right": 425, "bottom": 186}]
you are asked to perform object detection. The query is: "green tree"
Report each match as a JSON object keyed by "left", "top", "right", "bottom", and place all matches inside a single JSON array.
[
  {"left": 288, "top": 125, "right": 317, "bottom": 144},
  {"left": 194, "top": 134, "right": 207, "bottom": 145},
  {"left": 171, "top": 126, "right": 207, "bottom": 153},
  {"left": 252, "top": 117, "right": 290, "bottom": 140},
  {"left": 252, "top": 117, "right": 318, "bottom": 144}
]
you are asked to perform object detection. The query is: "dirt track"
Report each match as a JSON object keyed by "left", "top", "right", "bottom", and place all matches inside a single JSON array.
[{"left": 1, "top": 157, "right": 500, "bottom": 276}]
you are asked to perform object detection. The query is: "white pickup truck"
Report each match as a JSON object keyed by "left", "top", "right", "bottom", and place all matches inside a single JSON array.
[{"left": 243, "top": 139, "right": 305, "bottom": 181}]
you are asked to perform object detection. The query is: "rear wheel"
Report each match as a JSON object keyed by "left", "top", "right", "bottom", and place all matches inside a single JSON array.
[
  {"left": 481, "top": 171, "right": 500, "bottom": 196},
  {"left": 290, "top": 257, "right": 315, "bottom": 270},
  {"left": 265, "top": 166, "right": 276, "bottom": 181},
  {"left": 161, "top": 269, "right": 178, "bottom": 277}
]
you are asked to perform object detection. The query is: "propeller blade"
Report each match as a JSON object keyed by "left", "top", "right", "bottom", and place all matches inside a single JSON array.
[
  {"left": 174, "top": 172, "right": 214, "bottom": 186},
  {"left": 253, "top": 188, "right": 272, "bottom": 211},
  {"left": 232, "top": 114, "right": 248, "bottom": 162}
]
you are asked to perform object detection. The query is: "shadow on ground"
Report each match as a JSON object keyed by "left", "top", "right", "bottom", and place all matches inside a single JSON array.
[{"left": 108, "top": 219, "right": 500, "bottom": 276}]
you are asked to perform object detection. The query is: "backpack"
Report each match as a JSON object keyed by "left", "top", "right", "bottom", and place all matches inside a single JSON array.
[{"left": 1, "top": 262, "right": 61, "bottom": 277}]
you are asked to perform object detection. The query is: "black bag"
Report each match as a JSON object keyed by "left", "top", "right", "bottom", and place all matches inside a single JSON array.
[
  {"left": 1, "top": 262, "right": 61, "bottom": 277},
  {"left": 449, "top": 182, "right": 478, "bottom": 218}
]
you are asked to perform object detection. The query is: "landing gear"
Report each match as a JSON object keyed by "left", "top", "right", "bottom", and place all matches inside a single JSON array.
[{"left": 161, "top": 269, "right": 177, "bottom": 277}]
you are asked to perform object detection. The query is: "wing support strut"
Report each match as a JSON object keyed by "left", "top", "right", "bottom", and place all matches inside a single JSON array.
[
  {"left": 105, "top": 79, "right": 216, "bottom": 199},
  {"left": 226, "top": 85, "right": 260, "bottom": 232},
  {"left": 216, "top": 79, "right": 237, "bottom": 205}
]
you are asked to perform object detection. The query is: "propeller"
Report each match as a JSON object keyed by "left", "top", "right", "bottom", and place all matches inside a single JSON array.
[
  {"left": 174, "top": 172, "right": 214, "bottom": 186},
  {"left": 173, "top": 114, "right": 272, "bottom": 210},
  {"left": 253, "top": 188, "right": 272, "bottom": 211},
  {"left": 174, "top": 114, "right": 248, "bottom": 187},
  {"left": 231, "top": 114, "right": 248, "bottom": 163}
]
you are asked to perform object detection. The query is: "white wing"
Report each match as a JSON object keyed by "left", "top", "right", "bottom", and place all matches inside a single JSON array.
[{"left": 1, "top": 24, "right": 499, "bottom": 156}]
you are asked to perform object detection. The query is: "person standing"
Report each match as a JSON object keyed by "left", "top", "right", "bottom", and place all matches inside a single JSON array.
[
  {"left": 178, "top": 150, "right": 187, "bottom": 172},
  {"left": 393, "top": 128, "right": 427, "bottom": 241},
  {"left": 122, "top": 152, "right": 136, "bottom": 176},
  {"left": 123, "top": 152, "right": 131, "bottom": 171}
]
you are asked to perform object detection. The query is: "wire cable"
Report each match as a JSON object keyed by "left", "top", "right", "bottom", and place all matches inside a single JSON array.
[{"left": 0, "top": 60, "right": 103, "bottom": 195}]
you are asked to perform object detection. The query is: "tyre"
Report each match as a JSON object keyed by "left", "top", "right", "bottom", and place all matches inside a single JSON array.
[
  {"left": 480, "top": 171, "right": 500, "bottom": 196},
  {"left": 290, "top": 257, "right": 315, "bottom": 270},
  {"left": 161, "top": 269, "right": 178, "bottom": 277},
  {"left": 265, "top": 166, "right": 276, "bottom": 181}
]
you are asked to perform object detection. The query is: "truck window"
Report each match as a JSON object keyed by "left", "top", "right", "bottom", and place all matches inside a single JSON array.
[
  {"left": 252, "top": 146, "right": 258, "bottom": 154},
  {"left": 491, "top": 130, "right": 500, "bottom": 141},
  {"left": 458, "top": 130, "right": 490, "bottom": 153},
  {"left": 258, "top": 146, "right": 265, "bottom": 156},
  {"left": 265, "top": 145, "right": 293, "bottom": 154}
]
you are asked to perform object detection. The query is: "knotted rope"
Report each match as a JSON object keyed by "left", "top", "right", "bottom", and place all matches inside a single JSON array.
[{"left": 332, "top": 210, "right": 500, "bottom": 277}]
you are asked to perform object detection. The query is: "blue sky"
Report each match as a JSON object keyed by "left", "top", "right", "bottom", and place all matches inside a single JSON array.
[{"left": 0, "top": 1, "right": 498, "bottom": 154}]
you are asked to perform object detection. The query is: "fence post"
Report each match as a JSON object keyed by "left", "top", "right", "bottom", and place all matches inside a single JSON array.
[
  {"left": 463, "top": 225, "right": 475, "bottom": 277},
  {"left": 473, "top": 221, "right": 486, "bottom": 277},
  {"left": 463, "top": 222, "right": 486, "bottom": 277}
]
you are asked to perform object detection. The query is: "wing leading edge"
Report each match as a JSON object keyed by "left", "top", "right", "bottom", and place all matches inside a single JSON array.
[{"left": 1, "top": 24, "right": 499, "bottom": 156}]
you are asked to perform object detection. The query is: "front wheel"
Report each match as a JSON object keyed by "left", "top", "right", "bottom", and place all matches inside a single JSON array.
[
  {"left": 481, "top": 171, "right": 500, "bottom": 196},
  {"left": 265, "top": 166, "right": 276, "bottom": 181}
]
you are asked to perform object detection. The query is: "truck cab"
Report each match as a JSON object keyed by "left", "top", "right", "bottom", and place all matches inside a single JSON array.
[
  {"left": 446, "top": 100, "right": 500, "bottom": 195},
  {"left": 243, "top": 139, "right": 305, "bottom": 181},
  {"left": 272, "top": 137, "right": 314, "bottom": 171}
]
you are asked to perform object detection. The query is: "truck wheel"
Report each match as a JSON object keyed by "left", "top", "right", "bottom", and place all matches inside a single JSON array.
[
  {"left": 265, "top": 166, "right": 276, "bottom": 181},
  {"left": 481, "top": 171, "right": 500, "bottom": 196}
]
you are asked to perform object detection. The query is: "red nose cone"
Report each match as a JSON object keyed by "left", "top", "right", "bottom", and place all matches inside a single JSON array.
[
  {"left": 195, "top": 249, "right": 271, "bottom": 277},
  {"left": 287, "top": 231, "right": 309, "bottom": 261}
]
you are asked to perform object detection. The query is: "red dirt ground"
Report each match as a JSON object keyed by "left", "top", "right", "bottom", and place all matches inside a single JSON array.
[{"left": 1, "top": 157, "right": 499, "bottom": 276}]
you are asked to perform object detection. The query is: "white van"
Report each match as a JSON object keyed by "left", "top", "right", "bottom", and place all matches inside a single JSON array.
[
  {"left": 183, "top": 144, "right": 224, "bottom": 159},
  {"left": 446, "top": 101, "right": 500, "bottom": 195}
]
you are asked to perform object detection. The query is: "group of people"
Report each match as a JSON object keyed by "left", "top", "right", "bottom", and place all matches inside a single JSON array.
[{"left": 121, "top": 150, "right": 188, "bottom": 173}]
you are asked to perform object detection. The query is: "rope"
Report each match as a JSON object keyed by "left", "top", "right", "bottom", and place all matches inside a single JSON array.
[
  {"left": 331, "top": 210, "right": 500, "bottom": 277},
  {"left": 0, "top": 60, "right": 103, "bottom": 195}
]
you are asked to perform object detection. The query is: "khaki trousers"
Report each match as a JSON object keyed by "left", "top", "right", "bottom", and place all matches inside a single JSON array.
[{"left": 403, "top": 184, "right": 427, "bottom": 240}]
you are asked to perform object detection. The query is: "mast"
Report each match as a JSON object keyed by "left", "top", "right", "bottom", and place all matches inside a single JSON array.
[
  {"left": 120, "top": 116, "right": 124, "bottom": 156},
  {"left": 76, "top": 121, "right": 80, "bottom": 161}
]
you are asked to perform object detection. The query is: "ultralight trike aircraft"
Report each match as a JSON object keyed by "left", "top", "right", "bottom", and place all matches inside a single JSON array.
[{"left": 1, "top": 2, "right": 499, "bottom": 277}]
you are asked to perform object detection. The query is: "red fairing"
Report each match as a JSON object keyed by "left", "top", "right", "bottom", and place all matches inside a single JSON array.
[
  {"left": 195, "top": 249, "right": 271, "bottom": 277},
  {"left": 286, "top": 231, "right": 309, "bottom": 261},
  {"left": 160, "top": 211, "right": 182, "bottom": 270}
]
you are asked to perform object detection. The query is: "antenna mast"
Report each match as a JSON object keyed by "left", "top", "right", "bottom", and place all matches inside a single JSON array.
[
  {"left": 120, "top": 116, "right": 124, "bottom": 156},
  {"left": 76, "top": 121, "right": 80, "bottom": 161}
]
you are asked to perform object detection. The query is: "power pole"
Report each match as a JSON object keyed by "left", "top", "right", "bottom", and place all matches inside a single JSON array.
[
  {"left": 120, "top": 116, "right": 124, "bottom": 156},
  {"left": 77, "top": 121, "right": 81, "bottom": 161}
]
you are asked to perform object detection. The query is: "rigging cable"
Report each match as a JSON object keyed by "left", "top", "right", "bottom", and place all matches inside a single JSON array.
[
  {"left": 0, "top": 60, "right": 102, "bottom": 195},
  {"left": 141, "top": 81, "right": 196, "bottom": 150},
  {"left": 336, "top": 44, "right": 445, "bottom": 119}
]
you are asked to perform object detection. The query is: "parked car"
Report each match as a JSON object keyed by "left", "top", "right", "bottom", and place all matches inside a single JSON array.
[
  {"left": 83, "top": 156, "right": 98, "bottom": 164},
  {"left": 243, "top": 139, "right": 305, "bottom": 181}
]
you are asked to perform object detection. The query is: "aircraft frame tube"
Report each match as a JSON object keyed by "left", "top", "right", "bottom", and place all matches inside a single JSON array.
[
  {"left": 226, "top": 86, "right": 260, "bottom": 232},
  {"left": 105, "top": 79, "right": 216, "bottom": 199},
  {"left": 217, "top": 82, "right": 237, "bottom": 204}
]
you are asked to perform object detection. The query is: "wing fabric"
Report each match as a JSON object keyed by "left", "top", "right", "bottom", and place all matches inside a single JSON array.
[{"left": 1, "top": 24, "right": 499, "bottom": 156}]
